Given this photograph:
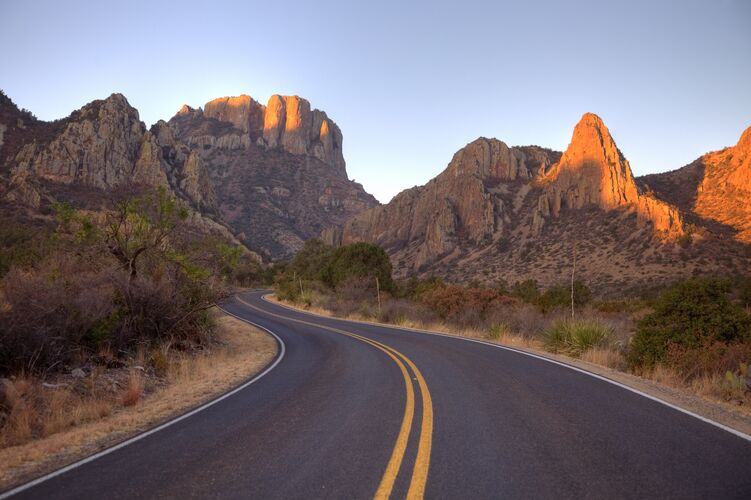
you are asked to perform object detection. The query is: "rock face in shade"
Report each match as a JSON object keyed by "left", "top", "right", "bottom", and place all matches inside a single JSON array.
[
  {"left": 167, "top": 93, "right": 376, "bottom": 260},
  {"left": 0, "top": 90, "right": 377, "bottom": 261},
  {"left": 1, "top": 93, "right": 216, "bottom": 212},
  {"left": 328, "top": 113, "right": 750, "bottom": 293}
]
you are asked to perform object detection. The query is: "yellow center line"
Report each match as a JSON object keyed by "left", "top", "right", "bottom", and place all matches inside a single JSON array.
[{"left": 235, "top": 297, "right": 433, "bottom": 499}]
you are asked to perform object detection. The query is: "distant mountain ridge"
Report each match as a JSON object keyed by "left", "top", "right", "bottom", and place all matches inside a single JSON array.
[
  {"left": 325, "top": 114, "right": 750, "bottom": 292},
  {"left": 0, "top": 90, "right": 378, "bottom": 260}
]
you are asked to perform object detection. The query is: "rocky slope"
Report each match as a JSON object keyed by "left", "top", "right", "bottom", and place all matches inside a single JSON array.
[
  {"left": 0, "top": 92, "right": 216, "bottom": 212},
  {"left": 168, "top": 94, "right": 377, "bottom": 259},
  {"left": 0, "top": 90, "right": 377, "bottom": 260},
  {"left": 327, "top": 114, "right": 750, "bottom": 292},
  {"left": 641, "top": 125, "right": 751, "bottom": 243}
]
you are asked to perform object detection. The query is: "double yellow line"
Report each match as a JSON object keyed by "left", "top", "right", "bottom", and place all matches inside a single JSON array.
[{"left": 236, "top": 297, "right": 433, "bottom": 499}]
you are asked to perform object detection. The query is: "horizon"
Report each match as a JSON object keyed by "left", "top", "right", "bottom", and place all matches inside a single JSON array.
[{"left": 2, "top": 0, "right": 750, "bottom": 202}]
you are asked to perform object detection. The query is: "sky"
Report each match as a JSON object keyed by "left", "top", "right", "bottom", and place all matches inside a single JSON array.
[{"left": 1, "top": 0, "right": 750, "bottom": 203}]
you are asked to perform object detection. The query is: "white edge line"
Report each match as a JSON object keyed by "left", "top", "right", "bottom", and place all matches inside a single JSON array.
[
  {"left": 263, "top": 293, "right": 751, "bottom": 443},
  {"left": 0, "top": 304, "right": 286, "bottom": 499}
]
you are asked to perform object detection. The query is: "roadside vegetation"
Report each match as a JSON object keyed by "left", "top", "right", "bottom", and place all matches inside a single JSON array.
[
  {"left": 0, "top": 187, "right": 266, "bottom": 451},
  {"left": 274, "top": 239, "right": 751, "bottom": 411}
]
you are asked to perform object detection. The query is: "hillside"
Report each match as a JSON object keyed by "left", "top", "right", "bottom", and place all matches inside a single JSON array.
[
  {"left": 0, "top": 91, "right": 378, "bottom": 260},
  {"left": 325, "top": 114, "right": 751, "bottom": 293}
]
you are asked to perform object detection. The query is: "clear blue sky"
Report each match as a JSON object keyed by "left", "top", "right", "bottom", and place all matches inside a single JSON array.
[{"left": 2, "top": 0, "right": 749, "bottom": 202}]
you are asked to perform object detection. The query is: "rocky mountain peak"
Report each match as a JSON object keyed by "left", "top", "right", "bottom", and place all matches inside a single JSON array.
[
  {"left": 543, "top": 112, "right": 638, "bottom": 208},
  {"left": 177, "top": 104, "right": 195, "bottom": 116},
  {"left": 534, "top": 113, "right": 682, "bottom": 235},
  {"left": 204, "top": 95, "right": 265, "bottom": 138},
  {"left": 170, "top": 93, "right": 347, "bottom": 177}
]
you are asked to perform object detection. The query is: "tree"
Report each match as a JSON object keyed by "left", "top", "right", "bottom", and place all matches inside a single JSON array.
[
  {"left": 103, "top": 187, "right": 188, "bottom": 286},
  {"left": 327, "top": 242, "right": 395, "bottom": 293},
  {"left": 288, "top": 239, "right": 336, "bottom": 283}
]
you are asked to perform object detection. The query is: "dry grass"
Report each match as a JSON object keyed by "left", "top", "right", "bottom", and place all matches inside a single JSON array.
[
  {"left": 0, "top": 310, "right": 277, "bottom": 490},
  {"left": 581, "top": 347, "right": 626, "bottom": 370},
  {"left": 121, "top": 371, "right": 144, "bottom": 407}
]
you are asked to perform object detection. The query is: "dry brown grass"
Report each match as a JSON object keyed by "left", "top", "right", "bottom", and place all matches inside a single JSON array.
[
  {"left": 0, "top": 310, "right": 277, "bottom": 490},
  {"left": 581, "top": 347, "right": 626, "bottom": 370},
  {"left": 121, "top": 371, "right": 144, "bottom": 407}
]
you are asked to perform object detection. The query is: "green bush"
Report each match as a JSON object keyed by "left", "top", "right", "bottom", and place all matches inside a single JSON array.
[
  {"left": 511, "top": 279, "right": 540, "bottom": 304},
  {"left": 627, "top": 278, "right": 751, "bottom": 369},
  {"left": 538, "top": 281, "right": 591, "bottom": 313},
  {"left": 544, "top": 318, "right": 612, "bottom": 356},
  {"left": 327, "top": 242, "right": 395, "bottom": 293},
  {"left": 288, "top": 239, "right": 336, "bottom": 283}
]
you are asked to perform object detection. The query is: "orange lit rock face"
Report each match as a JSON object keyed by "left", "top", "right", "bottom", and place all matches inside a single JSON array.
[
  {"left": 539, "top": 113, "right": 682, "bottom": 236},
  {"left": 204, "top": 95, "right": 265, "bottom": 139},
  {"left": 693, "top": 126, "right": 751, "bottom": 242},
  {"left": 194, "top": 94, "right": 347, "bottom": 177}
]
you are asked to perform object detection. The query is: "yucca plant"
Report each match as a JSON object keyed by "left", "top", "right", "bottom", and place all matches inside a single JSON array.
[{"left": 544, "top": 318, "right": 612, "bottom": 357}]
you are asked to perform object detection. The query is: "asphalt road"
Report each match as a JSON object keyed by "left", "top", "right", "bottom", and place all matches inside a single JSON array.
[{"left": 6, "top": 290, "right": 751, "bottom": 499}]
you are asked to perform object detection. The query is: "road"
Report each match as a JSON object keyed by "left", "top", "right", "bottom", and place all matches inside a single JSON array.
[{"left": 6, "top": 290, "right": 751, "bottom": 499}]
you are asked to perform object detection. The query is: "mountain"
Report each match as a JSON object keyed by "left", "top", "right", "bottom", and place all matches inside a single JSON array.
[
  {"left": 0, "top": 90, "right": 378, "bottom": 260},
  {"left": 640, "top": 126, "right": 751, "bottom": 243},
  {"left": 168, "top": 94, "right": 377, "bottom": 259},
  {"left": 0, "top": 91, "right": 216, "bottom": 211},
  {"left": 326, "top": 114, "right": 750, "bottom": 293}
]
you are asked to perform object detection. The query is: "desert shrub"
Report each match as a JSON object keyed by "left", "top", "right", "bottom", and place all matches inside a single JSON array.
[
  {"left": 538, "top": 281, "right": 591, "bottom": 313},
  {"left": 627, "top": 278, "right": 751, "bottom": 369},
  {"left": 544, "top": 318, "right": 613, "bottom": 356},
  {"left": 378, "top": 298, "right": 436, "bottom": 325},
  {"left": 489, "top": 322, "right": 512, "bottom": 340},
  {"left": 396, "top": 276, "right": 445, "bottom": 299},
  {"left": 419, "top": 285, "right": 511, "bottom": 322},
  {"left": 511, "top": 279, "right": 540, "bottom": 305},
  {"left": 0, "top": 188, "right": 224, "bottom": 375},
  {"left": 0, "top": 217, "right": 53, "bottom": 277},
  {"left": 663, "top": 340, "right": 751, "bottom": 380}
]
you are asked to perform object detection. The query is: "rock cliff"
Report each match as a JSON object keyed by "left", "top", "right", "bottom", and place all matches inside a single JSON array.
[
  {"left": 174, "top": 94, "right": 347, "bottom": 178},
  {"left": 1, "top": 93, "right": 216, "bottom": 213},
  {"left": 167, "top": 94, "right": 376, "bottom": 259},
  {"left": 641, "top": 125, "right": 751, "bottom": 243},
  {"left": 0, "top": 90, "right": 377, "bottom": 261},
  {"left": 535, "top": 113, "right": 683, "bottom": 236},
  {"left": 330, "top": 114, "right": 749, "bottom": 292}
]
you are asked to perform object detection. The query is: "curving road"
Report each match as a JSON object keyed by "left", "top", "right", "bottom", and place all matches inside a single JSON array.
[{"left": 5, "top": 290, "right": 751, "bottom": 499}]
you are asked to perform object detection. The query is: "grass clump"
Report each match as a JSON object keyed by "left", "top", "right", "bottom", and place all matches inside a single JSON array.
[{"left": 544, "top": 318, "right": 613, "bottom": 356}]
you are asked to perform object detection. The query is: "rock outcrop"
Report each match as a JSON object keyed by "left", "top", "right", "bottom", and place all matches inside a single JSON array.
[
  {"left": 330, "top": 114, "right": 749, "bottom": 292},
  {"left": 642, "top": 125, "right": 751, "bottom": 243},
  {"left": 1, "top": 93, "right": 217, "bottom": 213},
  {"left": 0, "top": 90, "right": 377, "bottom": 261},
  {"left": 535, "top": 113, "right": 682, "bottom": 236},
  {"left": 167, "top": 94, "right": 377, "bottom": 259},
  {"left": 328, "top": 138, "right": 559, "bottom": 270},
  {"left": 175, "top": 94, "right": 346, "bottom": 178}
]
